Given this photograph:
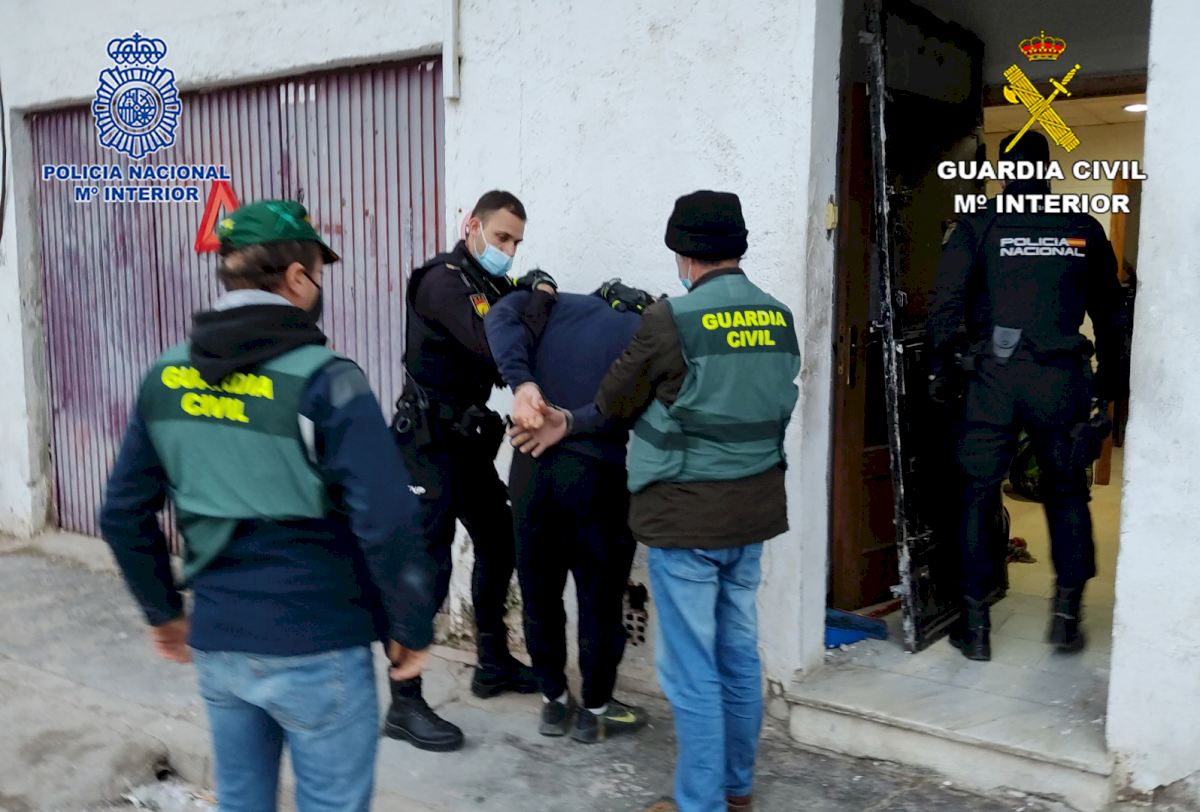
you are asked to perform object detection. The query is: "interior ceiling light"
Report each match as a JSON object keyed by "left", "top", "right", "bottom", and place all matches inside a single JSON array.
[{"left": 1124, "top": 103, "right": 1149, "bottom": 112}]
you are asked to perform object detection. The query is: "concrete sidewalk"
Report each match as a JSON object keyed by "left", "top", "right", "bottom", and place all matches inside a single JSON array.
[{"left": 0, "top": 536, "right": 1066, "bottom": 812}]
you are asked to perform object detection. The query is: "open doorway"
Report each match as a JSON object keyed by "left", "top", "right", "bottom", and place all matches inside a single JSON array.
[{"left": 807, "top": 0, "right": 1149, "bottom": 801}]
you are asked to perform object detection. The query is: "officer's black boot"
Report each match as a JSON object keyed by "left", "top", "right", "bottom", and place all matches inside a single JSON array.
[
  {"left": 384, "top": 677, "right": 464, "bottom": 752},
  {"left": 1048, "top": 585, "right": 1086, "bottom": 653},
  {"left": 470, "top": 631, "right": 538, "bottom": 698},
  {"left": 949, "top": 596, "right": 991, "bottom": 661}
]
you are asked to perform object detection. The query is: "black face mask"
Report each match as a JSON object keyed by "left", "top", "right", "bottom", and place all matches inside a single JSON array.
[{"left": 303, "top": 271, "right": 323, "bottom": 322}]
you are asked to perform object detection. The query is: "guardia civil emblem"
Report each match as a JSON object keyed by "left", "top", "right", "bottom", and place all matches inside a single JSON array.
[{"left": 92, "top": 33, "right": 181, "bottom": 160}]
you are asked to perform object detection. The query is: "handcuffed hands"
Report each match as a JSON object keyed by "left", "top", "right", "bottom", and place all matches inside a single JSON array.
[
  {"left": 507, "top": 406, "right": 569, "bottom": 458},
  {"left": 149, "top": 616, "right": 192, "bottom": 664},
  {"left": 512, "top": 383, "right": 548, "bottom": 430}
]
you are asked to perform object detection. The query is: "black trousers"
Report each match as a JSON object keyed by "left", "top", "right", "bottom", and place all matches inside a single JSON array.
[
  {"left": 397, "top": 422, "right": 516, "bottom": 663},
  {"left": 510, "top": 450, "right": 637, "bottom": 708},
  {"left": 956, "top": 354, "right": 1097, "bottom": 600}
]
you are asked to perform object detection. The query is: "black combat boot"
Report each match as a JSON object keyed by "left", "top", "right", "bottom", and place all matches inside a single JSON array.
[
  {"left": 1048, "top": 585, "right": 1086, "bottom": 653},
  {"left": 470, "top": 632, "right": 538, "bottom": 698},
  {"left": 949, "top": 596, "right": 991, "bottom": 661},
  {"left": 384, "top": 677, "right": 464, "bottom": 752}
]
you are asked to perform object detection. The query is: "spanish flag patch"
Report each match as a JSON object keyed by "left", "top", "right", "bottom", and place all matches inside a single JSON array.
[
  {"left": 1065, "top": 237, "right": 1087, "bottom": 248},
  {"left": 470, "top": 293, "right": 490, "bottom": 318}
]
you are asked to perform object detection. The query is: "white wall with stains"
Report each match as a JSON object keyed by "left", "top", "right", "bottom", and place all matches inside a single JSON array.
[{"left": 1106, "top": 0, "right": 1200, "bottom": 803}]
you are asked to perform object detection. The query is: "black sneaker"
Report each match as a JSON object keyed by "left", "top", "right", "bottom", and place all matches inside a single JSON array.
[
  {"left": 383, "top": 694, "right": 464, "bottom": 752},
  {"left": 471, "top": 656, "right": 538, "bottom": 698},
  {"left": 539, "top": 694, "right": 577, "bottom": 737},
  {"left": 570, "top": 699, "right": 648, "bottom": 744}
]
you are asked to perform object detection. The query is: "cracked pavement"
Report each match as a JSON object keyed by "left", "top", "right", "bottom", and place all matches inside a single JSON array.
[{"left": 0, "top": 538, "right": 1075, "bottom": 811}]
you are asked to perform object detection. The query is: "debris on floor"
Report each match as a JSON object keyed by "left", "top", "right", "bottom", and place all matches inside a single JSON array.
[
  {"left": 1008, "top": 537, "right": 1037, "bottom": 564},
  {"left": 88, "top": 780, "right": 214, "bottom": 811}
]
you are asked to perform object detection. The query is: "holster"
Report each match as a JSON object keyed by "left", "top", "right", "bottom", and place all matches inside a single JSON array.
[
  {"left": 392, "top": 393, "right": 434, "bottom": 448},
  {"left": 928, "top": 338, "right": 972, "bottom": 406},
  {"left": 1067, "top": 407, "right": 1114, "bottom": 471},
  {"left": 399, "top": 397, "right": 504, "bottom": 457},
  {"left": 458, "top": 405, "right": 505, "bottom": 458}
]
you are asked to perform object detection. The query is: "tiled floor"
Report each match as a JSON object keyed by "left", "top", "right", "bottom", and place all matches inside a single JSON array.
[{"left": 806, "top": 448, "right": 1125, "bottom": 773}]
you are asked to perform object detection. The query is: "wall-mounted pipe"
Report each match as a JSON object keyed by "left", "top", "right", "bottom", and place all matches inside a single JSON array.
[{"left": 444, "top": 0, "right": 461, "bottom": 100}]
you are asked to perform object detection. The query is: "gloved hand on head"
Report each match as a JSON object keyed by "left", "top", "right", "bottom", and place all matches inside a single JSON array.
[
  {"left": 514, "top": 268, "right": 557, "bottom": 293},
  {"left": 596, "top": 278, "right": 658, "bottom": 314}
]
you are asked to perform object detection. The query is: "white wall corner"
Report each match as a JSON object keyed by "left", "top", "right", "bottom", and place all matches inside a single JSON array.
[
  {"left": 443, "top": 0, "right": 462, "bottom": 101},
  {"left": 0, "top": 109, "right": 53, "bottom": 538},
  {"left": 1106, "top": 0, "right": 1200, "bottom": 805},
  {"left": 792, "top": 0, "right": 844, "bottom": 679}
]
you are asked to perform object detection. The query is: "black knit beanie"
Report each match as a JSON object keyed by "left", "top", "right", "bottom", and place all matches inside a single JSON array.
[{"left": 664, "top": 190, "right": 749, "bottom": 260}]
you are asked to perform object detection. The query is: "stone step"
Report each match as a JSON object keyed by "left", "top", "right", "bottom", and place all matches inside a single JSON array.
[{"left": 786, "top": 663, "right": 1112, "bottom": 811}]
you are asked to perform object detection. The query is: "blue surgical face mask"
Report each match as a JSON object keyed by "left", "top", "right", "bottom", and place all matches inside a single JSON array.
[
  {"left": 472, "top": 227, "right": 514, "bottom": 277},
  {"left": 677, "top": 257, "right": 693, "bottom": 292}
]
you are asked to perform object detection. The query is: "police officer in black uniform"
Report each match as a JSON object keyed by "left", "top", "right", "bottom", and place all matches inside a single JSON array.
[
  {"left": 928, "top": 131, "right": 1122, "bottom": 663},
  {"left": 385, "top": 190, "right": 557, "bottom": 751}
]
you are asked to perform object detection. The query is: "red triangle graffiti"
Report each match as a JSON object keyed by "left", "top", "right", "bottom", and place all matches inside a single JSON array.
[{"left": 193, "top": 180, "right": 240, "bottom": 253}]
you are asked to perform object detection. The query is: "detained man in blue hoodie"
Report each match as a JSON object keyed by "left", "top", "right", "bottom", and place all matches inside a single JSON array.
[
  {"left": 100, "top": 201, "right": 436, "bottom": 812},
  {"left": 485, "top": 280, "right": 658, "bottom": 743}
]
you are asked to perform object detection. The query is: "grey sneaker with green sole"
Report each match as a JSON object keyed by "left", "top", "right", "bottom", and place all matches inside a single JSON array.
[{"left": 571, "top": 698, "right": 648, "bottom": 744}]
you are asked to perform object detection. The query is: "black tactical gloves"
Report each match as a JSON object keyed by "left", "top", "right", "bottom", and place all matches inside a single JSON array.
[{"left": 514, "top": 268, "right": 558, "bottom": 293}]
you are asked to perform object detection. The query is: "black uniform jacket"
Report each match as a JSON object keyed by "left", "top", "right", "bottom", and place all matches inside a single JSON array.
[
  {"left": 927, "top": 182, "right": 1123, "bottom": 400},
  {"left": 404, "top": 241, "right": 540, "bottom": 409}
]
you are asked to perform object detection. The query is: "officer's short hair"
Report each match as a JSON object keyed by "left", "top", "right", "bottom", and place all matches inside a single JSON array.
[
  {"left": 999, "top": 130, "right": 1050, "bottom": 165},
  {"left": 217, "top": 240, "right": 324, "bottom": 292},
  {"left": 471, "top": 190, "right": 527, "bottom": 223}
]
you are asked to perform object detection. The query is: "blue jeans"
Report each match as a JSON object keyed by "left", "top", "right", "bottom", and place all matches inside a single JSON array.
[
  {"left": 649, "top": 544, "right": 764, "bottom": 812},
  {"left": 193, "top": 646, "right": 378, "bottom": 812}
]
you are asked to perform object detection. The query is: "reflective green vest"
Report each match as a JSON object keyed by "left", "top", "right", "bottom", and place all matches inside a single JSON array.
[
  {"left": 626, "top": 273, "right": 800, "bottom": 494},
  {"left": 138, "top": 343, "right": 337, "bottom": 582}
]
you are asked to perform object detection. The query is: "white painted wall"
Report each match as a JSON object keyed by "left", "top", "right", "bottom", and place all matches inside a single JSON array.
[
  {"left": 0, "top": 0, "right": 442, "bottom": 108},
  {"left": 0, "top": 0, "right": 841, "bottom": 687},
  {"left": 1107, "top": 0, "right": 1200, "bottom": 803}
]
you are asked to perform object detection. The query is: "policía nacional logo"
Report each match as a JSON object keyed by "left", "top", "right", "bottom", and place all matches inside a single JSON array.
[{"left": 92, "top": 33, "right": 181, "bottom": 160}]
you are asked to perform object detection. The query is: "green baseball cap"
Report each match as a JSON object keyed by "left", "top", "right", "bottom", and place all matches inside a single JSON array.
[{"left": 216, "top": 199, "right": 340, "bottom": 263}]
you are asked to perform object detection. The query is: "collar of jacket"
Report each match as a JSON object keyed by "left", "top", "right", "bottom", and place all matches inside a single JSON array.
[
  {"left": 213, "top": 289, "right": 292, "bottom": 311},
  {"left": 690, "top": 266, "right": 745, "bottom": 292}
]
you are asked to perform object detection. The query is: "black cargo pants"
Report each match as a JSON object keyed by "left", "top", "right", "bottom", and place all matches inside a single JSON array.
[
  {"left": 396, "top": 412, "right": 517, "bottom": 665},
  {"left": 956, "top": 353, "right": 1098, "bottom": 599},
  {"left": 509, "top": 449, "right": 637, "bottom": 708}
]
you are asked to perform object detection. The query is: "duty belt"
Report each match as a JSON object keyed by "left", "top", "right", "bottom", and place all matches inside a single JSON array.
[{"left": 426, "top": 401, "right": 494, "bottom": 435}]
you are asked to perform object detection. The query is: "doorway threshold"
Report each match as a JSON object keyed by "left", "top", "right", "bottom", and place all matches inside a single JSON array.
[{"left": 785, "top": 593, "right": 1114, "bottom": 811}]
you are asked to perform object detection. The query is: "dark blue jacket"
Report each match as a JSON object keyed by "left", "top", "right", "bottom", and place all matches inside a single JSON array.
[
  {"left": 99, "top": 359, "right": 436, "bottom": 656},
  {"left": 486, "top": 291, "right": 641, "bottom": 465}
]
